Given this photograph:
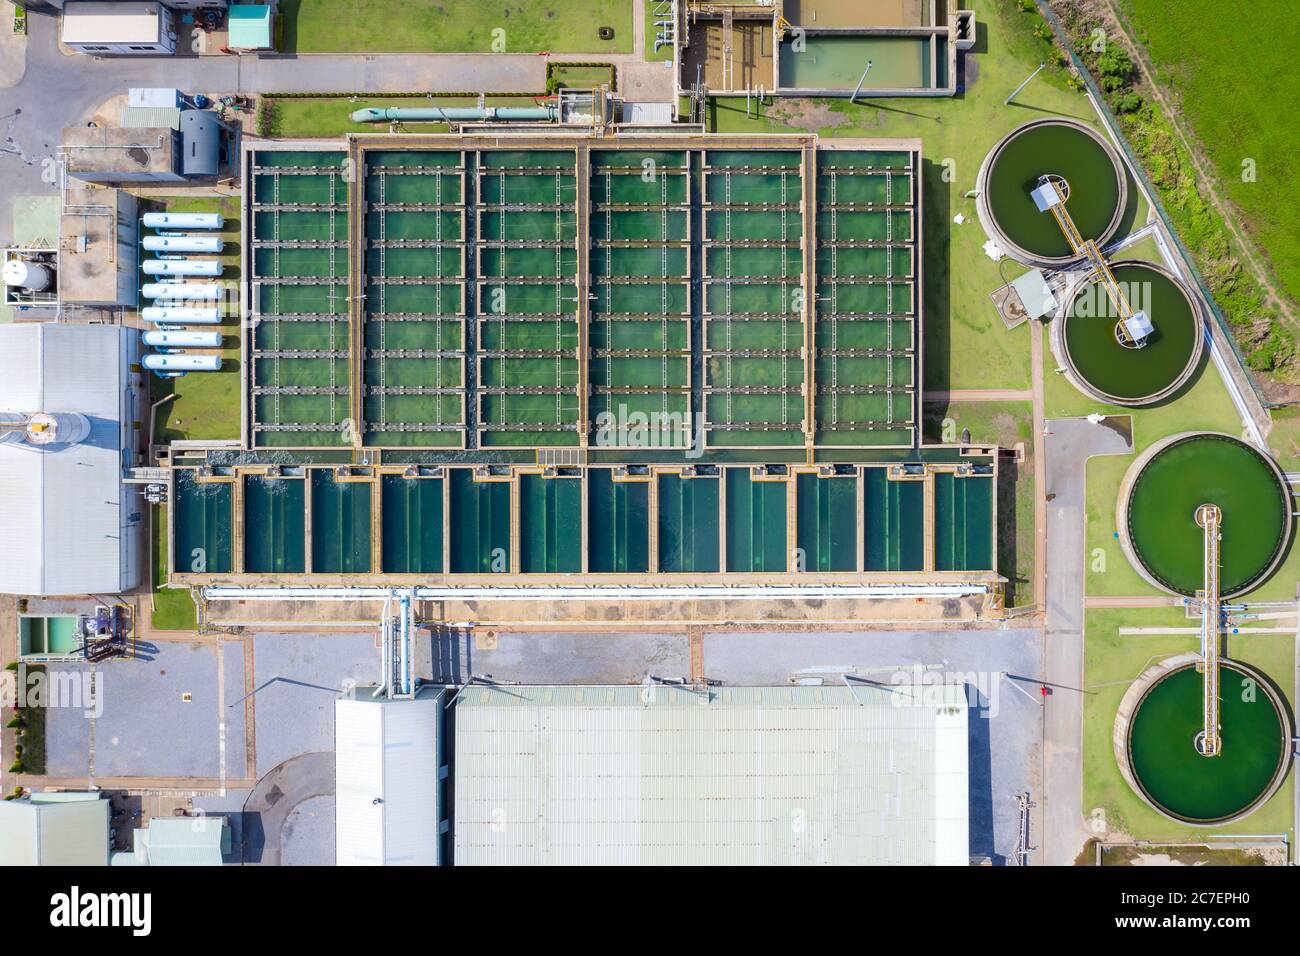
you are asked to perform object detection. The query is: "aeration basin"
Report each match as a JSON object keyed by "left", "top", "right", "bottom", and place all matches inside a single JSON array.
[
  {"left": 977, "top": 118, "right": 1126, "bottom": 267},
  {"left": 1119, "top": 432, "right": 1291, "bottom": 598}
]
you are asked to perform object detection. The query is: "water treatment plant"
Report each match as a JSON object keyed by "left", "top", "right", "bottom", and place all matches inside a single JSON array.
[{"left": 1, "top": 0, "right": 1298, "bottom": 879}]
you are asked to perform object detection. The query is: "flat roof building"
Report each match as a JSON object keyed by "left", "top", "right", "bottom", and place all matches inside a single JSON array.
[
  {"left": 63, "top": 125, "right": 183, "bottom": 184},
  {"left": 61, "top": 2, "right": 177, "bottom": 56},
  {"left": 452, "top": 683, "right": 970, "bottom": 865},
  {"left": 0, "top": 792, "right": 110, "bottom": 866},
  {"left": 335, "top": 687, "right": 446, "bottom": 866},
  {"left": 0, "top": 323, "right": 143, "bottom": 596}
]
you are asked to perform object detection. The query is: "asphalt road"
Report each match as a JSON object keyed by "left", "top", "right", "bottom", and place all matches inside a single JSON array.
[{"left": 1041, "top": 415, "right": 1133, "bottom": 865}]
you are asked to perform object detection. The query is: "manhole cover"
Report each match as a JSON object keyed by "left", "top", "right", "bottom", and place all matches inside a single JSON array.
[{"left": 599, "top": 26, "right": 614, "bottom": 40}]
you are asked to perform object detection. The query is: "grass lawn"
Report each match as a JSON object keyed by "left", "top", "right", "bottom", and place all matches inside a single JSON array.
[
  {"left": 548, "top": 63, "right": 616, "bottom": 90},
  {"left": 705, "top": 0, "right": 1103, "bottom": 393},
  {"left": 278, "top": 0, "right": 632, "bottom": 55},
  {"left": 10, "top": 667, "right": 46, "bottom": 775},
  {"left": 1082, "top": 607, "right": 1295, "bottom": 842},
  {"left": 643, "top": 0, "right": 673, "bottom": 62},
  {"left": 922, "top": 399, "right": 1035, "bottom": 604},
  {"left": 1115, "top": 1, "right": 1300, "bottom": 309},
  {"left": 152, "top": 506, "right": 197, "bottom": 632},
  {"left": 140, "top": 195, "right": 242, "bottom": 443}
]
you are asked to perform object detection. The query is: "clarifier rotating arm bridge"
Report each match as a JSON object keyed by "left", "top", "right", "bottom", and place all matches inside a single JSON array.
[
  {"left": 1196, "top": 503, "right": 1222, "bottom": 757},
  {"left": 1037, "top": 177, "right": 1142, "bottom": 345}
]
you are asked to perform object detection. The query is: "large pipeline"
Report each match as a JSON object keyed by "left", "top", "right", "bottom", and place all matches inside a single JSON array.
[{"left": 349, "top": 105, "right": 558, "bottom": 123}]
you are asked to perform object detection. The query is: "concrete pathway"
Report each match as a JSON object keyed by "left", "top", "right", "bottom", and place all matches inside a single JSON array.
[
  {"left": 241, "top": 750, "right": 334, "bottom": 866},
  {"left": 923, "top": 389, "right": 1034, "bottom": 402},
  {"left": 1041, "top": 415, "right": 1133, "bottom": 865}
]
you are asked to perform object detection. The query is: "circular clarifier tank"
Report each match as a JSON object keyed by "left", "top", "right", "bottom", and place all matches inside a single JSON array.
[
  {"left": 977, "top": 118, "right": 1126, "bottom": 266},
  {"left": 1119, "top": 433, "right": 1291, "bottom": 598},
  {"left": 1057, "top": 261, "right": 1204, "bottom": 405},
  {"left": 1118, "top": 657, "right": 1291, "bottom": 825}
]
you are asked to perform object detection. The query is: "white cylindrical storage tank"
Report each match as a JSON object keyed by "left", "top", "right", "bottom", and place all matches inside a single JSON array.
[
  {"left": 24, "top": 411, "right": 91, "bottom": 447},
  {"left": 144, "top": 353, "right": 223, "bottom": 372},
  {"left": 142, "top": 235, "right": 225, "bottom": 253},
  {"left": 0, "top": 411, "right": 27, "bottom": 445},
  {"left": 143, "top": 330, "right": 222, "bottom": 349},
  {"left": 2, "top": 259, "right": 54, "bottom": 292},
  {"left": 142, "top": 212, "right": 224, "bottom": 230},
  {"left": 143, "top": 259, "right": 222, "bottom": 277},
  {"left": 141, "top": 306, "right": 221, "bottom": 324},
  {"left": 141, "top": 282, "right": 223, "bottom": 300}
]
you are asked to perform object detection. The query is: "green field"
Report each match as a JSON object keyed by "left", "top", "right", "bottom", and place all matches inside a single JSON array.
[
  {"left": 278, "top": 0, "right": 632, "bottom": 54},
  {"left": 1115, "top": 1, "right": 1300, "bottom": 311}
]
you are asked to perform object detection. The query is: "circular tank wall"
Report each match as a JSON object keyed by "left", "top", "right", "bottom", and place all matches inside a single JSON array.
[
  {"left": 1055, "top": 260, "right": 1204, "bottom": 405},
  {"left": 1116, "top": 656, "right": 1291, "bottom": 825},
  {"left": 1118, "top": 432, "right": 1291, "bottom": 598},
  {"left": 976, "top": 118, "right": 1127, "bottom": 267}
]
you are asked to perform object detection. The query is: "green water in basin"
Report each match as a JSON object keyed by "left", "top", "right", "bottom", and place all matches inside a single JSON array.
[
  {"left": 779, "top": 36, "right": 930, "bottom": 90},
  {"left": 985, "top": 121, "right": 1122, "bottom": 259},
  {"left": 1129, "top": 663, "right": 1287, "bottom": 823},
  {"left": 1064, "top": 263, "right": 1200, "bottom": 401},
  {"left": 1127, "top": 434, "right": 1288, "bottom": 596}
]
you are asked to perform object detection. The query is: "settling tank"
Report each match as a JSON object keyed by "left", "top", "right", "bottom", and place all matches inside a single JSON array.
[
  {"left": 143, "top": 353, "right": 223, "bottom": 372},
  {"left": 1120, "top": 432, "right": 1292, "bottom": 597},
  {"left": 143, "top": 235, "right": 225, "bottom": 253},
  {"left": 1058, "top": 261, "right": 1204, "bottom": 405},
  {"left": 142, "top": 212, "right": 224, "bottom": 230},
  {"left": 1121, "top": 657, "right": 1291, "bottom": 824},
  {"left": 976, "top": 118, "right": 1126, "bottom": 266},
  {"left": 142, "top": 330, "right": 222, "bottom": 348},
  {"left": 143, "top": 259, "right": 222, "bottom": 276}
]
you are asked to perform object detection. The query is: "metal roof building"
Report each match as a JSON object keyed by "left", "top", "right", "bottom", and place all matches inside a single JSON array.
[
  {"left": 112, "top": 816, "right": 229, "bottom": 866},
  {"left": 0, "top": 324, "right": 143, "bottom": 596},
  {"left": 452, "top": 683, "right": 970, "bottom": 866},
  {"left": 0, "top": 792, "right": 110, "bottom": 866},
  {"left": 335, "top": 686, "right": 446, "bottom": 866}
]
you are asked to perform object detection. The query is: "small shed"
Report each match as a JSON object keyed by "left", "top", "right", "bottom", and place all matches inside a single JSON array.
[
  {"left": 0, "top": 793, "right": 110, "bottom": 866},
  {"left": 228, "top": 4, "right": 274, "bottom": 51}
]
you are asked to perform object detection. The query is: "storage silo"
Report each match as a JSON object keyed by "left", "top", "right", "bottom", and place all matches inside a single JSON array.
[
  {"left": 179, "top": 110, "right": 221, "bottom": 178},
  {"left": 143, "top": 259, "right": 222, "bottom": 276},
  {"left": 142, "top": 212, "right": 224, "bottom": 230},
  {"left": 23, "top": 412, "right": 91, "bottom": 447},
  {"left": 3, "top": 259, "right": 54, "bottom": 293},
  {"left": 143, "top": 235, "right": 224, "bottom": 253}
]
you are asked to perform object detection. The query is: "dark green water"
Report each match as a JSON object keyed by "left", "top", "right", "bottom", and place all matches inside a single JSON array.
[
  {"left": 1064, "top": 264, "right": 1199, "bottom": 400},
  {"left": 448, "top": 470, "right": 510, "bottom": 574},
  {"left": 1128, "top": 435, "right": 1288, "bottom": 595},
  {"left": 244, "top": 476, "right": 305, "bottom": 574},
  {"left": 986, "top": 122, "right": 1121, "bottom": 259},
  {"left": 658, "top": 474, "right": 720, "bottom": 573},
  {"left": 172, "top": 470, "right": 232, "bottom": 574},
  {"left": 588, "top": 470, "right": 649, "bottom": 573},
  {"left": 381, "top": 476, "right": 443, "bottom": 574},
  {"left": 1129, "top": 664, "right": 1287, "bottom": 823},
  {"left": 310, "top": 471, "right": 371, "bottom": 574},
  {"left": 863, "top": 469, "right": 924, "bottom": 571},
  {"left": 520, "top": 475, "right": 582, "bottom": 573},
  {"left": 725, "top": 469, "right": 788, "bottom": 573},
  {"left": 934, "top": 474, "right": 994, "bottom": 571},
  {"left": 796, "top": 474, "right": 857, "bottom": 572}
]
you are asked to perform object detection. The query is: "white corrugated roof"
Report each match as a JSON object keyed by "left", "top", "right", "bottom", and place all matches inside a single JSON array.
[
  {"left": 335, "top": 688, "right": 444, "bottom": 866},
  {"left": 0, "top": 795, "right": 110, "bottom": 866},
  {"left": 0, "top": 323, "right": 134, "bottom": 595},
  {"left": 453, "top": 684, "right": 970, "bottom": 866}
]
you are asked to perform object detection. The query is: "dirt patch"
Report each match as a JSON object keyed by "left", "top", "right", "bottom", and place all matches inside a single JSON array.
[{"left": 764, "top": 98, "right": 849, "bottom": 132}]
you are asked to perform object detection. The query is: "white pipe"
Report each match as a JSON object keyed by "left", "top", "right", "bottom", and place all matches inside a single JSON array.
[{"left": 204, "top": 584, "right": 990, "bottom": 601}]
